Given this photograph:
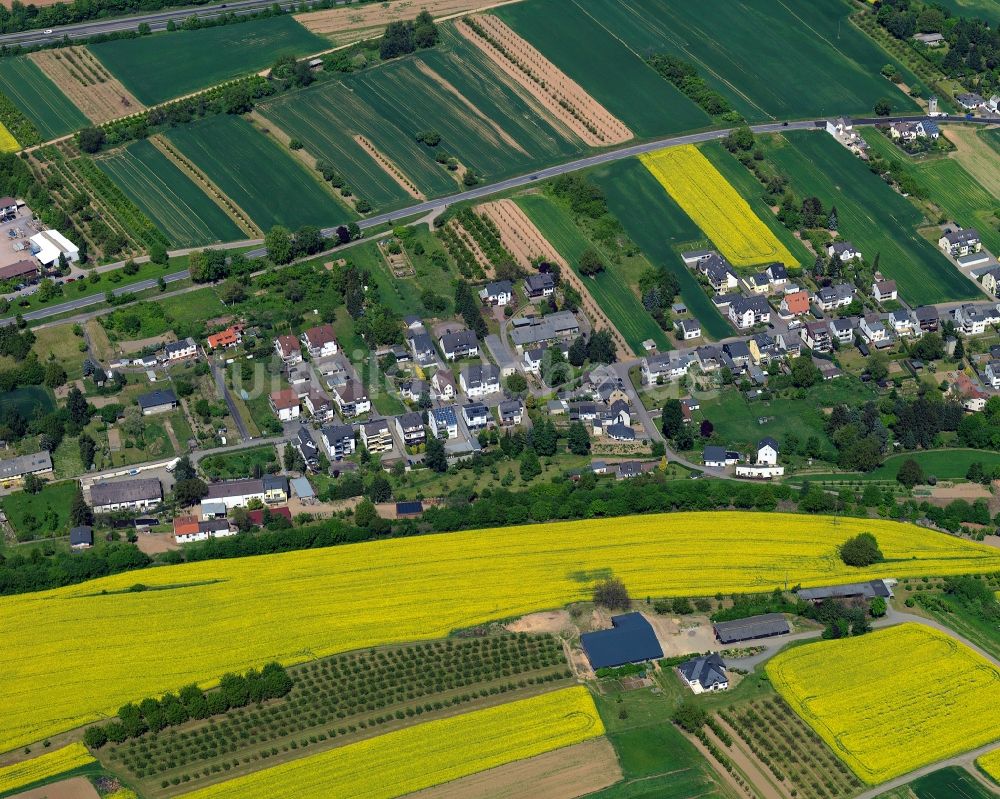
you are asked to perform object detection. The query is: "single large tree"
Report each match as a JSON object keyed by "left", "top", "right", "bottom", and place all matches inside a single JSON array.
[
  {"left": 69, "top": 483, "right": 94, "bottom": 527},
  {"left": 661, "top": 399, "right": 684, "bottom": 439}
]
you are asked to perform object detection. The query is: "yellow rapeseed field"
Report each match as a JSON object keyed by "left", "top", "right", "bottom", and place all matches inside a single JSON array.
[
  {"left": 640, "top": 145, "right": 798, "bottom": 267},
  {"left": 767, "top": 624, "right": 1000, "bottom": 784},
  {"left": 0, "top": 122, "right": 18, "bottom": 153},
  {"left": 978, "top": 748, "right": 1000, "bottom": 784},
  {"left": 0, "top": 743, "right": 94, "bottom": 794},
  {"left": 177, "top": 687, "right": 603, "bottom": 799},
  {"left": 2, "top": 512, "right": 998, "bottom": 754}
]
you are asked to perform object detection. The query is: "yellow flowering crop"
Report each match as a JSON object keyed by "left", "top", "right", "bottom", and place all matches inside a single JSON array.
[
  {"left": 640, "top": 145, "right": 798, "bottom": 267},
  {"left": 0, "top": 122, "right": 18, "bottom": 154},
  {"left": 978, "top": 748, "right": 1000, "bottom": 784},
  {"left": 768, "top": 624, "right": 1000, "bottom": 784},
  {"left": 0, "top": 743, "right": 94, "bottom": 794},
  {"left": 2, "top": 512, "right": 998, "bottom": 753},
  {"left": 178, "top": 687, "right": 603, "bottom": 799}
]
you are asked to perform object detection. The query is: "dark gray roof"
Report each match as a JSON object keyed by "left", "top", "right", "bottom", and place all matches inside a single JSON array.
[
  {"left": 498, "top": 399, "right": 522, "bottom": 418},
  {"left": 703, "top": 445, "right": 727, "bottom": 463},
  {"left": 581, "top": 613, "right": 663, "bottom": 670},
  {"left": 797, "top": 580, "right": 891, "bottom": 602},
  {"left": 397, "top": 411, "right": 424, "bottom": 430},
  {"left": 440, "top": 330, "right": 478, "bottom": 353},
  {"left": 606, "top": 423, "right": 635, "bottom": 440},
  {"left": 90, "top": 478, "right": 162, "bottom": 507},
  {"left": 678, "top": 653, "right": 728, "bottom": 689},
  {"left": 322, "top": 424, "right": 355, "bottom": 442},
  {"left": 942, "top": 228, "right": 980, "bottom": 245},
  {"left": 713, "top": 613, "right": 790, "bottom": 644},
  {"left": 137, "top": 389, "right": 177, "bottom": 410},
  {"left": 0, "top": 451, "right": 52, "bottom": 479},
  {"left": 525, "top": 273, "right": 554, "bottom": 291},
  {"left": 69, "top": 525, "right": 93, "bottom": 546},
  {"left": 759, "top": 437, "right": 779, "bottom": 451},
  {"left": 164, "top": 338, "right": 195, "bottom": 356}
]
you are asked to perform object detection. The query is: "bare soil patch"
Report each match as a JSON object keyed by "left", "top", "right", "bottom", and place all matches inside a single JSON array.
[
  {"left": 29, "top": 47, "right": 144, "bottom": 124},
  {"left": 136, "top": 531, "right": 180, "bottom": 555},
  {"left": 643, "top": 613, "right": 717, "bottom": 658},
  {"left": 353, "top": 134, "right": 425, "bottom": 200},
  {"left": 456, "top": 15, "right": 632, "bottom": 147},
  {"left": 925, "top": 482, "right": 991, "bottom": 508},
  {"left": 506, "top": 609, "right": 573, "bottom": 634},
  {"left": 407, "top": 737, "right": 622, "bottom": 799},
  {"left": 946, "top": 123, "right": 1000, "bottom": 198},
  {"left": 9, "top": 777, "right": 101, "bottom": 799},
  {"left": 298, "top": 0, "right": 521, "bottom": 43}
]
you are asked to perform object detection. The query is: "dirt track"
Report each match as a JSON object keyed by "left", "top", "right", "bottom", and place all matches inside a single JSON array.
[
  {"left": 406, "top": 738, "right": 622, "bottom": 799},
  {"left": 457, "top": 15, "right": 632, "bottom": 147},
  {"left": 29, "top": 48, "right": 143, "bottom": 124}
]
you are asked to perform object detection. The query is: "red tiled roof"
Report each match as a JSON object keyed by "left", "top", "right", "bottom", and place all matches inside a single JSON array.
[
  {"left": 270, "top": 388, "right": 299, "bottom": 410},
  {"left": 173, "top": 515, "right": 199, "bottom": 535},
  {"left": 247, "top": 506, "right": 292, "bottom": 525}
]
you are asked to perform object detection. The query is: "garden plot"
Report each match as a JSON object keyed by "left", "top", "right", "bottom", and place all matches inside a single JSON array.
[
  {"left": 767, "top": 623, "right": 1000, "bottom": 784},
  {"left": 477, "top": 199, "right": 563, "bottom": 270},
  {"left": 456, "top": 14, "right": 632, "bottom": 147},
  {"left": 29, "top": 47, "right": 143, "bottom": 124}
]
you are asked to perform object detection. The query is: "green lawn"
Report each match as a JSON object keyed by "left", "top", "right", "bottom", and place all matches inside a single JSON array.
[
  {"left": 496, "top": 0, "right": 710, "bottom": 139},
  {"left": 804, "top": 448, "right": 1000, "bottom": 484},
  {"left": 589, "top": 158, "right": 731, "bottom": 340},
  {"left": 0, "top": 56, "right": 88, "bottom": 139},
  {"left": 933, "top": 0, "right": 1000, "bottom": 25},
  {"left": 166, "top": 115, "right": 342, "bottom": 230},
  {"left": 515, "top": 193, "right": 671, "bottom": 353},
  {"left": 863, "top": 130, "right": 1000, "bottom": 256},
  {"left": 32, "top": 324, "right": 87, "bottom": 380},
  {"left": 157, "top": 287, "right": 226, "bottom": 330},
  {"left": 90, "top": 16, "right": 328, "bottom": 105},
  {"left": 764, "top": 131, "right": 981, "bottom": 305},
  {"left": 95, "top": 139, "right": 244, "bottom": 248},
  {"left": 0, "top": 385, "right": 55, "bottom": 417},
  {"left": 1, "top": 480, "right": 78, "bottom": 541},
  {"left": 200, "top": 444, "right": 278, "bottom": 479},
  {"left": 876, "top": 767, "right": 999, "bottom": 799},
  {"left": 700, "top": 378, "right": 878, "bottom": 458},
  {"left": 577, "top": 0, "right": 920, "bottom": 122}
]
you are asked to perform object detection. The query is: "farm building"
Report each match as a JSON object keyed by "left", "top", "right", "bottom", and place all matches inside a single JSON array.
[
  {"left": 797, "top": 580, "right": 892, "bottom": 603},
  {"left": 69, "top": 525, "right": 94, "bottom": 549},
  {"left": 0, "top": 451, "right": 53, "bottom": 482},
  {"left": 0, "top": 259, "right": 40, "bottom": 284},
  {"left": 581, "top": 612, "right": 664, "bottom": 670},
  {"left": 137, "top": 389, "right": 178, "bottom": 415},
  {"left": 713, "top": 613, "right": 790, "bottom": 644},
  {"left": 89, "top": 478, "right": 163, "bottom": 513},
  {"left": 678, "top": 654, "right": 729, "bottom": 694},
  {"left": 247, "top": 506, "right": 292, "bottom": 526},
  {"left": 29, "top": 229, "right": 79, "bottom": 266},
  {"left": 395, "top": 500, "right": 424, "bottom": 519}
]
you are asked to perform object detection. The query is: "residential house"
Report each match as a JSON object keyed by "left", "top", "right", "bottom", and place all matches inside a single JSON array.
[
  {"left": 955, "top": 304, "right": 999, "bottom": 336},
  {"left": 615, "top": 460, "right": 643, "bottom": 479},
  {"left": 827, "top": 241, "right": 861, "bottom": 262},
  {"left": 163, "top": 337, "right": 197, "bottom": 362},
  {"left": 360, "top": 418, "right": 393, "bottom": 453},
  {"left": 207, "top": 325, "right": 243, "bottom": 350},
  {"left": 523, "top": 346, "right": 547, "bottom": 374},
  {"left": 728, "top": 296, "right": 771, "bottom": 329},
  {"left": 0, "top": 451, "right": 53, "bottom": 482},
  {"left": 0, "top": 195, "right": 16, "bottom": 221},
  {"left": 173, "top": 515, "right": 204, "bottom": 544},
  {"left": 913, "top": 305, "right": 939, "bottom": 333},
  {"left": 829, "top": 317, "right": 855, "bottom": 345},
  {"left": 295, "top": 426, "right": 320, "bottom": 469},
  {"left": 462, "top": 403, "right": 490, "bottom": 430},
  {"left": 913, "top": 31, "right": 945, "bottom": 46},
  {"left": 696, "top": 345, "right": 723, "bottom": 372},
  {"left": 985, "top": 361, "right": 1000, "bottom": 390},
  {"left": 408, "top": 331, "right": 437, "bottom": 365},
  {"left": 302, "top": 390, "right": 334, "bottom": 422},
  {"left": 400, "top": 378, "right": 429, "bottom": 403},
  {"left": 757, "top": 437, "right": 779, "bottom": 465},
  {"left": 939, "top": 228, "right": 982, "bottom": 258},
  {"left": 981, "top": 267, "right": 1000, "bottom": 296},
  {"left": 800, "top": 320, "right": 832, "bottom": 353},
  {"left": 641, "top": 352, "right": 693, "bottom": 383},
  {"left": 678, "top": 318, "right": 701, "bottom": 340},
  {"left": 204, "top": 475, "right": 289, "bottom": 509},
  {"left": 287, "top": 362, "right": 313, "bottom": 396},
  {"left": 431, "top": 369, "right": 456, "bottom": 400},
  {"left": 274, "top": 334, "right": 302, "bottom": 364},
  {"left": 743, "top": 272, "right": 771, "bottom": 295},
  {"left": 889, "top": 120, "right": 939, "bottom": 140},
  {"left": 779, "top": 289, "right": 810, "bottom": 318},
  {"left": 860, "top": 313, "right": 889, "bottom": 345},
  {"left": 395, "top": 412, "right": 426, "bottom": 448},
  {"left": 269, "top": 388, "right": 300, "bottom": 422},
  {"left": 813, "top": 283, "right": 855, "bottom": 311},
  {"left": 320, "top": 424, "right": 356, "bottom": 460},
  {"left": 508, "top": 311, "right": 579, "bottom": 350},
  {"left": 137, "top": 389, "right": 177, "bottom": 415},
  {"left": 678, "top": 654, "right": 729, "bottom": 694},
  {"left": 701, "top": 256, "right": 740, "bottom": 294},
  {"left": 987, "top": 95, "right": 1000, "bottom": 114},
  {"left": 70, "top": 525, "right": 94, "bottom": 549},
  {"left": 524, "top": 273, "right": 555, "bottom": 299},
  {"left": 723, "top": 341, "right": 752, "bottom": 369},
  {"left": 872, "top": 279, "right": 897, "bottom": 303},
  {"left": 440, "top": 330, "right": 479, "bottom": 361},
  {"left": 301, "top": 324, "right": 338, "bottom": 358},
  {"left": 498, "top": 398, "right": 523, "bottom": 426},
  {"left": 332, "top": 380, "right": 371, "bottom": 418},
  {"left": 429, "top": 406, "right": 459, "bottom": 439},
  {"left": 479, "top": 280, "right": 513, "bottom": 306},
  {"left": 956, "top": 92, "right": 985, "bottom": 110},
  {"left": 890, "top": 309, "right": 916, "bottom": 337},
  {"left": 765, "top": 263, "right": 788, "bottom": 288},
  {"left": 703, "top": 446, "right": 738, "bottom": 468},
  {"left": 90, "top": 478, "right": 162, "bottom": 513},
  {"left": 605, "top": 423, "right": 635, "bottom": 442},
  {"left": 459, "top": 363, "right": 501, "bottom": 398}
]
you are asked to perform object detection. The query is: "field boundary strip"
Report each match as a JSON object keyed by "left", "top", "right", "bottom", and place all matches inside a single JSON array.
[
  {"left": 0, "top": 121, "right": 18, "bottom": 153},
  {"left": 0, "top": 743, "right": 95, "bottom": 795},
  {"left": 456, "top": 15, "right": 631, "bottom": 147}
]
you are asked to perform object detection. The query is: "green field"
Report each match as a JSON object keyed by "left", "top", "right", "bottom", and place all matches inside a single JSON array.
[
  {"left": 0, "top": 56, "right": 88, "bottom": 139},
  {"left": 200, "top": 444, "right": 277, "bottom": 479},
  {"left": 90, "top": 16, "right": 328, "bottom": 105},
  {"left": 0, "top": 385, "right": 55, "bottom": 417},
  {"left": 876, "top": 766, "right": 999, "bottom": 799},
  {"left": 805, "top": 448, "right": 1000, "bottom": 484},
  {"left": 576, "top": 0, "right": 920, "bottom": 122},
  {"left": 515, "top": 193, "right": 670, "bottom": 353},
  {"left": 863, "top": 131, "right": 1000, "bottom": 256},
  {"left": 166, "top": 115, "right": 342, "bottom": 230},
  {"left": 158, "top": 287, "right": 226, "bottom": 329},
  {"left": 1, "top": 480, "right": 78, "bottom": 541},
  {"left": 589, "top": 158, "right": 731, "bottom": 340},
  {"left": 764, "top": 131, "right": 980, "bottom": 305},
  {"left": 934, "top": 0, "right": 1000, "bottom": 25},
  {"left": 95, "top": 139, "right": 243, "bottom": 248},
  {"left": 496, "top": 0, "right": 710, "bottom": 138},
  {"left": 346, "top": 27, "right": 584, "bottom": 180}
]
